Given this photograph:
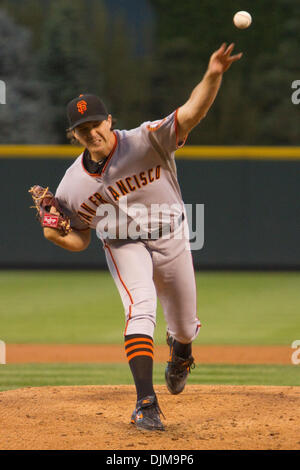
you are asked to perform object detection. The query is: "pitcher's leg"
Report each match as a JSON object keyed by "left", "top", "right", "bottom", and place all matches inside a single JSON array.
[
  {"left": 104, "top": 240, "right": 157, "bottom": 338},
  {"left": 153, "top": 245, "right": 201, "bottom": 344},
  {"left": 153, "top": 242, "right": 201, "bottom": 395},
  {"left": 104, "top": 240, "right": 164, "bottom": 429}
]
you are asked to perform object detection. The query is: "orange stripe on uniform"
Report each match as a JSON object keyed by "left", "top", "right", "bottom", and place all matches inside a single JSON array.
[
  {"left": 174, "top": 108, "right": 188, "bottom": 149},
  {"left": 104, "top": 242, "right": 134, "bottom": 336},
  {"left": 105, "top": 243, "right": 134, "bottom": 304},
  {"left": 124, "top": 306, "right": 133, "bottom": 336}
]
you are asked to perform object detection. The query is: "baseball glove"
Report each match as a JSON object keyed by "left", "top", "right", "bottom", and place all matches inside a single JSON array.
[{"left": 28, "top": 185, "right": 71, "bottom": 236}]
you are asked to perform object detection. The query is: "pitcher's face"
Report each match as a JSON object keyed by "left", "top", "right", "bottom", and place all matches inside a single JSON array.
[{"left": 73, "top": 116, "right": 114, "bottom": 157}]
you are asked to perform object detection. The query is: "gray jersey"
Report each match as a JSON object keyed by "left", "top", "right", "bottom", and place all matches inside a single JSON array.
[
  {"left": 55, "top": 110, "right": 187, "bottom": 238},
  {"left": 55, "top": 108, "right": 200, "bottom": 344}
]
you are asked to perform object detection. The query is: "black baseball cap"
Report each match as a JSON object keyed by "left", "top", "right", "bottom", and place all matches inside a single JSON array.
[{"left": 67, "top": 94, "right": 109, "bottom": 130}]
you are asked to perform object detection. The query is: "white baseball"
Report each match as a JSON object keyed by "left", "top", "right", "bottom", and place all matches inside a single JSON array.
[{"left": 233, "top": 11, "right": 252, "bottom": 29}]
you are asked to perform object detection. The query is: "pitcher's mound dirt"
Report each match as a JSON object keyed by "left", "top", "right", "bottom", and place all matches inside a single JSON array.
[{"left": 0, "top": 385, "right": 299, "bottom": 450}]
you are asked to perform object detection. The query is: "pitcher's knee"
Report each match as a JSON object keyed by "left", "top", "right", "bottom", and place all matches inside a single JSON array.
[
  {"left": 125, "top": 315, "right": 156, "bottom": 338},
  {"left": 170, "top": 321, "right": 201, "bottom": 344},
  {"left": 124, "top": 297, "right": 157, "bottom": 337}
]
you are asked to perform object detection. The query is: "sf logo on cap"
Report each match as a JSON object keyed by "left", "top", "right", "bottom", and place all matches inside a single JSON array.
[{"left": 77, "top": 99, "right": 88, "bottom": 115}]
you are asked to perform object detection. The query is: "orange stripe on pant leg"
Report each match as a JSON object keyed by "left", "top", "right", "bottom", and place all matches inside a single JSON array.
[
  {"left": 124, "top": 305, "right": 132, "bottom": 336},
  {"left": 104, "top": 242, "right": 134, "bottom": 335},
  {"left": 104, "top": 243, "right": 134, "bottom": 303},
  {"left": 127, "top": 351, "right": 154, "bottom": 361}
]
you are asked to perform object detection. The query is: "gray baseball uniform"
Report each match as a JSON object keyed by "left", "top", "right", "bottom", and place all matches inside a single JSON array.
[{"left": 56, "top": 110, "right": 201, "bottom": 342}]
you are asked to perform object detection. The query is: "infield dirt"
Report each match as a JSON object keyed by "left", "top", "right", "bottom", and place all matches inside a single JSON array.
[
  {"left": 1, "top": 344, "right": 299, "bottom": 450},
  {"left": 6, "top": 344, "right": 293, "bottom": 364},
  {"left": 0, "top": 384, "right": 299, "bottom": 450}
]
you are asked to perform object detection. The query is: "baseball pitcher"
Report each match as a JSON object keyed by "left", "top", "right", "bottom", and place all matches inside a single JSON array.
[{"left": 29, "top": 43, "right": 242, "bottom": 431}]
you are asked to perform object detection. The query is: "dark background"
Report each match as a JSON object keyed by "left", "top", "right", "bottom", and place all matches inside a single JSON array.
[
  {"left": 0, "top": 0, "right": 299, "bottom": 269},
  {"left": 0, "top": 0, "right": 299, "bottom": 145},
  {"left": 1, "top": 157, "right": 299, "bottom": 269}
]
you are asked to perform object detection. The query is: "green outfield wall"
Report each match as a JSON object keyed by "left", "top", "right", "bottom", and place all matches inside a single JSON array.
[{"left": 1, "top": 146, "right": 299, "bottom": 269}]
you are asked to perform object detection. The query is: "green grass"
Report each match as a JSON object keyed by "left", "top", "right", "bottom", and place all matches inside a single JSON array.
[
  {"left": 1, "top": 271, "right": 298, "bottom": 392},
  {"left": 0, "top": 363, "right": 299, "bottom": 392},
  {"left": 0, "top": 270, "right": 299, "bottom": 345}
]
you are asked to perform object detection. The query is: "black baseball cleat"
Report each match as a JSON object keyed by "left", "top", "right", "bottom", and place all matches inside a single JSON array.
[
  {"left": 131, "top": 394, "right": 165, "bottom": 431},
  {"left": 165, "top": 333, "right": 195, "bottom": 395}
]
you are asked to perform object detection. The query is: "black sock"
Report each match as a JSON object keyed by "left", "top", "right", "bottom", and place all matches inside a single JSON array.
[
  {"left": 125, "top": 334, "right": 155, "bottom": 401},
  {"left": 173, "top": 340, "right": 192, "bottom": 359}
]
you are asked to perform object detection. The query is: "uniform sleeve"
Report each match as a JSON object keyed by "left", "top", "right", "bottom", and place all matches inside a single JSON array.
[
  {"left": 55, "top": 187, "right": 90, "bottom": 232},
  {"left": 145, "top": 109, "right": 188, "bottom": 154}
]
